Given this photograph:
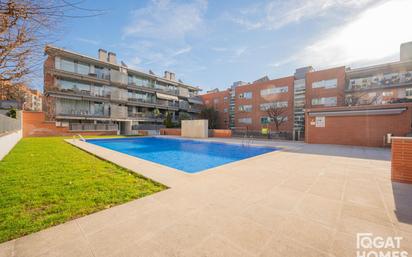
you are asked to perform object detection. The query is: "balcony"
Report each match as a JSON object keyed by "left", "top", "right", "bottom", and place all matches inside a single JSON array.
[
  {"left": 156, "top": 99, "right": 179, "bottom": 108},
  {"left": 128, "top": 112, "right": 164, "bottom": 121},
  {"left": 128, "top": 97, "right": 156, "bottom": 105},
  {"left": 69, "top": 123, "right": 118, "bottom": 131},
  {"left": 56, "top": 87, "right": 109, "bottom": 99}
]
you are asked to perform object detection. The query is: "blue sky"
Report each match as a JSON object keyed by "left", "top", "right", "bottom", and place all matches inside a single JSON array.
[{"left": 50, "top": 0, "right": 412, "bottom": 92}]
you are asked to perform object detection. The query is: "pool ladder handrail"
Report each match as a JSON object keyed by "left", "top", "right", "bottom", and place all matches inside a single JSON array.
[
  {"left": 242, "top": 135, "right": 254, "bottom": 147},
  {"left": 72, "top": 134, "right": 86, "bottom": 142}
]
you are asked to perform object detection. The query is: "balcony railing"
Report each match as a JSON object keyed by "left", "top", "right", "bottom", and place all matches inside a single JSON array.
[
  {"left": 128, "top": 98, "right": 156, "bottom": 105},
  {"left": 57, "top": 88, "right": 109, "bottom": 99},
  {"left": 128, "top": 112, "right": 164, "bottom": 120},
  {"left": 69, "top": 123, "right": 118, "bottom": 131},
  {"left": 156, "top": 99, "right": 179, "bottom": 108},
  {"left": 57, "top": 110, "right": 109, "bottom": 117}
]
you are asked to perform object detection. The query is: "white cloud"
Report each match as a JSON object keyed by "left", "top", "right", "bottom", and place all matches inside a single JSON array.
[
  {"left": 172, "top": 46, "right": 192, "bottom": 57},
  {"left": 123, "top": 0, "right": 207, "bottom": 40},
  {"left": 230, "top": 0, "right": 379, "bottom": 30},
  {"left": 290, "top": 0, "right": 412, "bottom": 68}
]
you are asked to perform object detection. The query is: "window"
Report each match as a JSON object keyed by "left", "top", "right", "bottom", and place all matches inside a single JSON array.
[
  {"left": 238, "top": 105, "right": 252, "bottom": 112},
  {"left": 406, "top": 88, "right": 412, "bottom": 97},
  {"left": 382, "top": 91, "right": 393, "bottom": 97},
  {"left": 213, "top": 98, "right": 219, "bottom": 104},
  {"left": 238, "top": 117, "right": 252, "bottom": 124},
  {"left": 311, "top": 97, "right": 337, "bottom": 106},
  {"left": 260, "top": 116, "right": 288, "bottom": 124},
  {"left": 205, "top": 100, "right": 210, "bottom": 104},
  {"left": 239, "top": 92, "right": 252, "bottom": 99},
  {"left": 260, "top": 101, "right": 288, "bottom": 111},
  {"left": 77, "top": 62, "right": 90, "bottom": 75},
  {"left": 60, "top": 58, "right": 75, "bottom": 73},
  {"left": 260, "top": 86, "right": 288, "bottom": 96},
  {"left": 260, "top": 117, "right": 272, "bottom": 124},
  {"left": 224, "top": 108, "right": 228, "bottom": 113},
  {"left": 58, "top": 79, "right": 91, "bottom": 93},
  {"left": 312, "top": 79, "right": 337, "bottom": 89},
  {"left": 224, "top": 96, "right": 228, "bottom": 102}
]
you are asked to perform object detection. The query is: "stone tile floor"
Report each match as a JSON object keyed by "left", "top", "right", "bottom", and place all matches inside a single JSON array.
[{"left": 1, "top": 137, "right": 411, "bottom": 257}]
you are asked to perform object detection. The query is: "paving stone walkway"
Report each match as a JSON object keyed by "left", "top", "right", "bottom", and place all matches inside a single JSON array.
[{"left": 1, "top": 138, "right": 411, "bottom": 257}]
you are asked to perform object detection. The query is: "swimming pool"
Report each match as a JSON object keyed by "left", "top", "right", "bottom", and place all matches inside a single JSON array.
[{"left": 86, "top": 137, "right": 278, "bottom": 173}]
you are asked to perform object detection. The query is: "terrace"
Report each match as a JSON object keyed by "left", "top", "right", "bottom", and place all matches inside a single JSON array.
[{"left": 1, "top": 136, "right": 411, "bottom": 257}]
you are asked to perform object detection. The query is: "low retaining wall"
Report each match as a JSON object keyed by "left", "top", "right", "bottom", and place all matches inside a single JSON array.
[
  {"left": 391, "top": 137, "right": 412, "bottom": 184},
  {"left": 160, "top": 128, "right": 181, "bottom": 136},
  {"left": 160, "top": 128, "right": 232, "bottom": 138},
  {"left": 0, "top": 130, "right": 22, "bottom": 160},
  {"left": 210, "top": 129, "right": 232, "bottom": 138},
  {"left": 23, "top": 111, "right": 116, "bottom": 137}
]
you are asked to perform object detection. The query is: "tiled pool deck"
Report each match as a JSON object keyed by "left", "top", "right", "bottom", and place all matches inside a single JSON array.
[{"left": 1, "top": 137, "right": 411, "bottom": 257}]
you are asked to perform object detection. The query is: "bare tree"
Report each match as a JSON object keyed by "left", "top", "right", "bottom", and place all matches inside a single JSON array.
[
  {"left": 0, "top": 0, "right": 103, "bottom": 84},
  {"left": 266, "top": 105, "right": 288, "bottom": 132}
]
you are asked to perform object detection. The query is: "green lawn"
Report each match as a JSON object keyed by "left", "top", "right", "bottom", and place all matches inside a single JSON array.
[{"left": 0, "top": 137, "right": 166, "bottom": 243}]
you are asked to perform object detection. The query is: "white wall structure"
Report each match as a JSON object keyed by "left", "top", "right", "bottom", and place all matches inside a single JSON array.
[
  {"left": 0, "top": 130, "right": 22, "bottom": 160},
  {"left": 181, "top": 120, "right": 208, "bottom": 138}
]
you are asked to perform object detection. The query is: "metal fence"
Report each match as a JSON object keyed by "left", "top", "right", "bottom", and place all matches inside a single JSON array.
[{"left": 0, "top": 113, "right": 21, "bottom": 134}]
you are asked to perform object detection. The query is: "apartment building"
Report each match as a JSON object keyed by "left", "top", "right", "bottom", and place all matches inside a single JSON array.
[
  {"left": 201, "top": 42, "right": 412, "bottom": 140},
  {"left": 43, "top": 46, "right": 203, "bottom": 134},
  {"left": 201, "top": 89, "right": 230, "bottom": 129}
]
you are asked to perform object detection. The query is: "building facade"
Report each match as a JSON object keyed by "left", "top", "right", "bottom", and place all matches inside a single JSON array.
[
  {"left": 201, "top": 42, "right": 412, "bottom": 140},
  {"left": 43, "top": 46, "right": 203, "bottom": 134}
]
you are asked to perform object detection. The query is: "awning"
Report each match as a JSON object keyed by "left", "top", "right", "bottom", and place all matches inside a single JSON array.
[
  {"left": 308, "top": 107, "right": 407, "bottom": 117},
  {"left": 156, "top": 92, "right": 178, "bottom": 101},
  {"left": 188, "top": 97, "right": 203, "bottom": 105}
]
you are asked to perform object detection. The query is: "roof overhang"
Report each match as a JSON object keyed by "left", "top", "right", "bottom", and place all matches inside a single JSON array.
[
  {"left": 308, "top": 107, "right": 407, "bottom": 117},
  {"left": 156, "top": 92, "right": 178, "bottom": 101}
]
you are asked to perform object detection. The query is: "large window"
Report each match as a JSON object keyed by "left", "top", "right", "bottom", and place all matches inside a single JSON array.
[
  {"left": 238, "top": 117, "right": 252, "bottom": 124},
  {"left": 60, "top": 58, "right": 75, "bottom": 73},
  {"left": 213, "top": 98, "right": 219, "bottom": 104},
  {"left": 312, "top": 79, "right": 337, "bottom": 89},
  {"left": 238, "top": 104, "right": 252, "bottom": 112},
  {"left": 239, "top": 92, "right": 252, "bottom": 99},
  {"left": 406, "top": 88, "right": 412, "bottom": 97},
  {"left": 77, "top": 62, "right": 90, "bottom": 75},
  {"left": 260, "top": 101, "right": 288, "bottom": 111},
  {"left": 311, "top": 97, "right": 337, "bottom": 106},
  {"left": 58, "top": 79, "right": 91, "bottom": 93},
  {"left": 260, "top": 86, "right": 288, "bottom": 96}
]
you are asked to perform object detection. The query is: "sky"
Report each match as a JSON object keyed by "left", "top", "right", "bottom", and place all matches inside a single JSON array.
[{"left": 46, "top": 0, "right": 412, "bottom": 92}]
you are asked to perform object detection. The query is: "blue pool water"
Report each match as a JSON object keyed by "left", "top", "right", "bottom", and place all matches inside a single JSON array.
[{"left": 86, "top": 137, "right": 278, "bottom": 173}]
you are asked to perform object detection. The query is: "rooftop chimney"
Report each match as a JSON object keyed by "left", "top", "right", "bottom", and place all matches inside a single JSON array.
[
  {"left": 108, "top": 52, "right": 117, "bottom": 64},
  {"left": 170, "top": 72, "right": 176, "bottom": 81},
  {"left": 98, "top": 49, "right": 107, "bottom": 62},
  {"left": 164, "top": 71, "right": 170, "bottom": 80}
]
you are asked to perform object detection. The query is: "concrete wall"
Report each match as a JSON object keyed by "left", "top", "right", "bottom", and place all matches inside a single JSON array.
[
  {"left": 181, "top": 120, "right": 208, "bottom": 138},
  {"left": 0, "top": 130, "right": 22, "bottom": 160},
  {"left": 0, "top": 111, "right": 21, "bottom": 133},
  {"left": 305, "top": 103, "right": 412, "bottom": 147}
]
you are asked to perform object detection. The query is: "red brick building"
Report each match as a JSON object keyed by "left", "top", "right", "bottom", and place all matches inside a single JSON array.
[
  {"left": 201, "top": 90, "right": 230, "bottom": 129},
  {"left": 200, "top": 42, "right": 412, "bottom": 145}
]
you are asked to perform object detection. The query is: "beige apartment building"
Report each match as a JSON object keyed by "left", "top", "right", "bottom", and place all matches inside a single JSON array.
[{"left": 43, "top": 46, "right": 203, "bottom": 134}]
